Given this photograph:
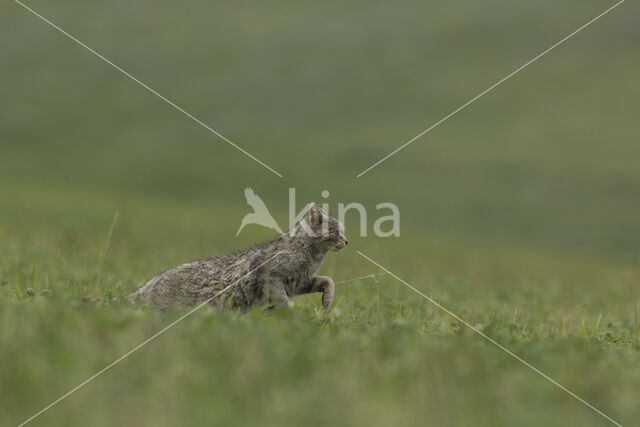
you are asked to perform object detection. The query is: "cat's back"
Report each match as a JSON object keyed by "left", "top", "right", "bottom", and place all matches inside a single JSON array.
[{"left": 129, "top": 253, "right": 245, "bottom": 308}]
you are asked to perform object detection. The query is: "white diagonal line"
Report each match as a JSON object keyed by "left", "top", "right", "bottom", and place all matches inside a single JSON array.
[
  {"left": 14, "top": 0, "right": 284, "bottom": 178},
  {"left": 356, "top": 0, "right": 625, "bottom": 178},
  {"left": 17, "top": 251, "right": 284, "bottom": 427},
  {"left": 356, "top": 250, "right": 622, "bottom": 426}
]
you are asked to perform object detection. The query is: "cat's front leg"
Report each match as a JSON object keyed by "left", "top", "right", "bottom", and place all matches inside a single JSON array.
[{"left": 309, "top": 276, "right": 335, "bottom": 309}]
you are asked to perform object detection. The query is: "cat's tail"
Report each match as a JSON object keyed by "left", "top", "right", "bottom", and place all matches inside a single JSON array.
[
  {"left": 127, "top": 286, "right": 147, "bottom": 305},
  {"left": 127, "top": 275, "right": 162, "bottom": 305},
  {"left": 80, "top": 296, "right": 121, "bottom": 305},
  {"left": 80, "top": 284, "right": 146, "bottom": 306}
]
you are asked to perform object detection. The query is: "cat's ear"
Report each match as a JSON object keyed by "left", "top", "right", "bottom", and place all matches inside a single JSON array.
[{"left": 308, "top": 202, "right": 323, "bottom": 226}]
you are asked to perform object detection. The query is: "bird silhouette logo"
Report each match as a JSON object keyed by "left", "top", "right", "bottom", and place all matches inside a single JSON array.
[{"left": 236, "top": 187, "right": 284, "bottom": 236}]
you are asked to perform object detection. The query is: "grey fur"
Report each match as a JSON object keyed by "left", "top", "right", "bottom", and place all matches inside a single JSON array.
[{"left": 129, "top": 203, "right": 348, "bottom": 310}]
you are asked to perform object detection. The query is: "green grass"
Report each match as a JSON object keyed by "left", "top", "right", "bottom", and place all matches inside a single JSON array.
[
  {"left": 2, "top": 0, "right": 639, "bottom": 425},
  {"left": 1, "top": 185, "right": 638, "bottom": 426}
]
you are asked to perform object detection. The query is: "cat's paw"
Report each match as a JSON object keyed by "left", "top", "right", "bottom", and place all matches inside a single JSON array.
[{"left": 321, "top": 280, "right": 335, "bottom": 309}]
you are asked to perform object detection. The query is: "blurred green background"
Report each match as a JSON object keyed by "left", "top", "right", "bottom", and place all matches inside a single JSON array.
[{"left": 1, "top": 0, "right": 638, "bottom": 426}]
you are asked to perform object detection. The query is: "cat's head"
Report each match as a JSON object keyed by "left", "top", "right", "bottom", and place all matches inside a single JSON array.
[{"left": 301, "top": 203, "right": 348, "bottom": 251}]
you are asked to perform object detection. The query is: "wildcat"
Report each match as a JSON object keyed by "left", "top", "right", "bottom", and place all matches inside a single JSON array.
[{"left": 129, "top": 203, "right": 347, "bottom": 310}]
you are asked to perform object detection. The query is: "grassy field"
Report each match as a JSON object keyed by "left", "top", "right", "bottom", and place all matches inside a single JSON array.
[{"left": 2, "top": 0, "right": 639, "bottom": 426}]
